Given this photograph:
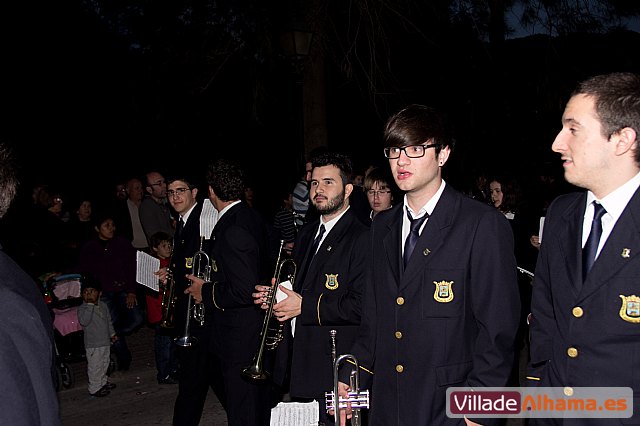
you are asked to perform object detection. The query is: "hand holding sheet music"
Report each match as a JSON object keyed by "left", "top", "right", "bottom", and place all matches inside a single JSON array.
[{"left": 136, "top": 251, "right": 161, "bottom": 291}]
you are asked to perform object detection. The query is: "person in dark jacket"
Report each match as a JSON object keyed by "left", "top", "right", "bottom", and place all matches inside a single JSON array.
[
  {"left": 77, "top": 211, "right": 143, "bottom": 372},
  {"left": 336, "top": 105, "right": 520, "bottom": 425},
  {"left": 185, "top": 159, "right": 275, "bottom": 426},
  {"left": 0, "top": 142, "right": 62, "bottom": 425},
  {"left": 527, "top": 72, "right": 640, "bottom": 425},
  {"left": 254, "top": 151, "right": 370, "bottom": 425}
]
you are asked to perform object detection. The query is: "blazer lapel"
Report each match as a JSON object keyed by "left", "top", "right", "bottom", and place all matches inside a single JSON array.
[
  {"left": 311, "top": 211, "right": 355, "bottom": 269},
  {"left": 558, "top": 195, "right": 586, "bottom": 296},
  {"left": 382, "top": 205, "right": 403, "bottom": 286}
]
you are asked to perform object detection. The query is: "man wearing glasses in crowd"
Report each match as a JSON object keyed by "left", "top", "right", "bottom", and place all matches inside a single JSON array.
[
  {"left": 156, "top": 176, "right": 218, "bottom": 425},
  {"left": 140, "top": 171, "right": 174, "bottom": 247},
  {"left": 335, "top": 104, "right": 520, "bottom": 425},
  {"left": 364, "top": 166, "right": 396, "bottom": 220}
]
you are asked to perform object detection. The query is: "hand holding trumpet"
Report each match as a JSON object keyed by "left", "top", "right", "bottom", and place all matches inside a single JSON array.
[
  {"left": 184, "top": 274, "right": 205, "bottom": 303},
  {"left": 326, "top": 381, "right": 352, "bottom": 426},
  {"left": 252, "top": 277, "right": 302, "bottom": 321}
]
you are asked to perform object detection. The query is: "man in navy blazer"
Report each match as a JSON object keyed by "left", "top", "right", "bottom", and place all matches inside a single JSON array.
[
  {"left": 337, "top": 105, "right": 520, "bottom": 425},
  {"left": 527, "top": 72, "right": 640, "bottom": 425},
  {"left": 0, "top": 143, "right": 61, "bottom": 425},
  {"left": 186, "top": 159, "right": 274, "bottom": 425},
  {"left": 254, "top": 151, "right": 369, "bottom": 425}
]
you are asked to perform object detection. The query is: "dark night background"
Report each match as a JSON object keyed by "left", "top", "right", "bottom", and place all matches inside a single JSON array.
[{"left": 2, "top": 0, "right": 640, "bottom": 205}]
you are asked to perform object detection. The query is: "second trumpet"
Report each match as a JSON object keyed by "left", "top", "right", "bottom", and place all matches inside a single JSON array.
[{"left": 175, "top": 237, "right": 209, "bottom": 347}]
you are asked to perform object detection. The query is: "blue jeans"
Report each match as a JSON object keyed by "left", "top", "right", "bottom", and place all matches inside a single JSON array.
[
  {"left": 101, "top": 291, "right": 144, "bottom": 369},
  {"left": 153, "top": 324, "right": 178, "bottom": 381}
]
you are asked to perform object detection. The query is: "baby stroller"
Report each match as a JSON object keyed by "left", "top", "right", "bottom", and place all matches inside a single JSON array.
[
  {"left": 42, "top": 273, "right": 118, "bottom": 390},
  {"left": 42, "top": 273, "right": 85, "bottom": 390}
]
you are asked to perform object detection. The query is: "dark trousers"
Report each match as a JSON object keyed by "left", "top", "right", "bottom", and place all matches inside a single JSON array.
[
  {"left": 173, "top": 329, "right": 216, "bottom": 426},
  {"left": 211, "top": 350, "right": 273, "bottom": 426},
  {"left": 153, "top": 324, "right": 178, "bottom": 381}
]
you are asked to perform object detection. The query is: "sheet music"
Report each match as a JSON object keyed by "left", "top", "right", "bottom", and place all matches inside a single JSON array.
[
  {"left": 136, "top": 251, "right": 161, "bottom": 291},
  {"left": 200, "top": 199, "right": 219, "bottom": 239},
  {"left": 270, "top": 400, "right": 319, "bottom": 426}
]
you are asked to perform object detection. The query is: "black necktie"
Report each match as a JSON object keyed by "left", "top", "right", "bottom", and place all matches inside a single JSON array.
[
  {"left": 308, "top": 224, "right": 325, "bottom": 264},
  {"left": 582, "top": 202, "right": 606, "bottom": 280},
  {"left": 404, "top": 210, "right": 429, "bottom": 269},
  {"left": 298, "top": 224, "right": 325, "bottom": 287},
  {"left": 175, "top": 218, "right": 184, "bottom": 240}
]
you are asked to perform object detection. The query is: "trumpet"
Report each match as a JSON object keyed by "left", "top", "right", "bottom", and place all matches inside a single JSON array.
[
  {"left": 325, "top": 330, "right": 370, "bottom": 426},
  {"left": 159, "top": 269, "right": 176, "bottom": 329},
  {"left": 242, "top": 240, "right": 296, "bottom": 381},
  {"left": 175, "top": 237, "right": 209, "bottom": 347}
]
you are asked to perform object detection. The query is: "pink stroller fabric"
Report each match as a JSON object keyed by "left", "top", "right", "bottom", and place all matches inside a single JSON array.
[{"left": 52, "top": 279, "right": 83, "bottom": 336}]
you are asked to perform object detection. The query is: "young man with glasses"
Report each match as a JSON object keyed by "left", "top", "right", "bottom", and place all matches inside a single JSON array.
[
  {"left": 335, "top": 104, "right": 520, "bottom": 425},
  {"left": 156, "top": 176, "right": 217, "bottom": 425},
  {"left": 364, "top": 166, "right": 396, "bottom": 220}
]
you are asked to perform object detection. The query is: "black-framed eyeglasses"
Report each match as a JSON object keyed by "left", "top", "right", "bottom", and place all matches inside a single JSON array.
[
  {"left": 167, "top": 187, "right": 190, "bottom": 197},
  {"left": 150, "top": 180, "right": 166, "bottom": 187},
  {"left": 366, "top": 190, "right": 391, "bottom": 197},
  {"left": 383, "top": 143, "right": 440, "bottom": 159}
]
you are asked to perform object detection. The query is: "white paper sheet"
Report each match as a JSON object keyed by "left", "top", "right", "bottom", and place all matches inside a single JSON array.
[
  {"left": 539, "top": 216, "right": 545, "bottom": 243},
  {"left": 277, "top": 280, "right": 296, "bottom": 337},
  {"left": 270, "top": 400, "right": 319, "bottom": 426},
  {"left": 136, "top": 251, "right": 161, "bottom": 291},
  {"left": 200, "top": 199, "right": 219, "bottom": 239}
]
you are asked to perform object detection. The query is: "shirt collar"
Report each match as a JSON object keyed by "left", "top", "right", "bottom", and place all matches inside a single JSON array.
[
  {"left": 587, "top": 171, "right": 640, "bottom": 222},
  {"left": 403, "top": 179, "right": 447, "bottom": 219}
]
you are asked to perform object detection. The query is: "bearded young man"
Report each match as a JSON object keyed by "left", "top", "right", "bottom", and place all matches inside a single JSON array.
[{"left": 254, "top": 150, "right": 370, "bottom": 425}]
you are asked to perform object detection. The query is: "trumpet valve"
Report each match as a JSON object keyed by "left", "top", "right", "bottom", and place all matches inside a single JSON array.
[{"left": 325, "top": 390, "right": 370, "bottom": 411}]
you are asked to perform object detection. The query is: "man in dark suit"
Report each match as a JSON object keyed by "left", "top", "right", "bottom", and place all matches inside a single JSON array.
[
  {"left": 0, "top": 143, "right": 61, "bottom": 425},
  {"left": 255, "top": 151, "right": 370, "bottom": 425},
  {"left": 156, "top": 176, "right": 218, "bottom": 425},
  {"left": 527, "top": 72, "right": 640, "bottom": 425},
  {"left": 157, "top": 176, "right": 221, "bottom": 424},
  {"left": 336, "top": 104, "right": 520, "bottom": 425},
  {"left": 186, "top": 159, "right": 274, "bottom": 426}
]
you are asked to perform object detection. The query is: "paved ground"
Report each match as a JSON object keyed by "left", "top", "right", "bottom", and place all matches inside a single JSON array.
[
  {"left": 58, "top": 325, "right": 527, "bottom": 426},
  {"left": 58, "top": 325, "right": 228, "bottom": 426}
]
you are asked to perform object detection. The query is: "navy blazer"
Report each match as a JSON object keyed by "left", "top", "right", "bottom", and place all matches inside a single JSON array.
[
  {"left": 287, "top": 208, "right": 369, "bottom": 400},
  {"left": 170, "top": 200, "right": 210, "bottom": 338},
  {"left": 0, "top": 246, "right": 61, "bottom": 425},
  {"left": 528, "top": 187, "right": 640, "bottom": 425},
  {"left": 349, "top": 184, "right": 520, "bottom": 425},
  {"left": 200, "top": 202, "right": 270, "bottom": 362}
]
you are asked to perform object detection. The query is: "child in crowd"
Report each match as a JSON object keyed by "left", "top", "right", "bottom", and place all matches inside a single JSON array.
[
  {"left": 146, "top": 231, "right": 179, "bottom": 384},
  {"left": 77, "top": 276, "right": 117, "bottom": 397}
]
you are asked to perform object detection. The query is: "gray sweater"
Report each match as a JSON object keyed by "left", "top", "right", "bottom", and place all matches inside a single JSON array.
[{"left": 77, "top": 302, "right": 115, "bottom": 348}]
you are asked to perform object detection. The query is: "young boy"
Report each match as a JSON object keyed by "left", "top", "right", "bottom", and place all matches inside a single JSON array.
[
  {"left": 77, "top": 276, "right": 117, "bottom": 397},
  {"left": 146, "top": 231, "right": 179, "bottom": 384}
]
